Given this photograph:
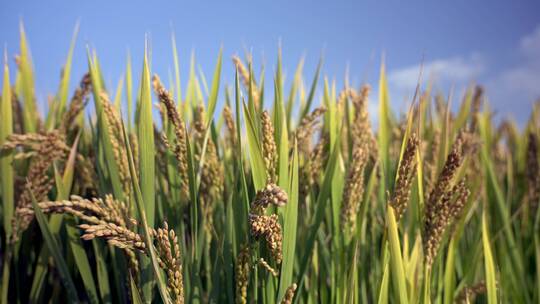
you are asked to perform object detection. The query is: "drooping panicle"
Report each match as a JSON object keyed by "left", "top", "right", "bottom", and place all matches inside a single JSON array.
[
  {"left": 250, "top": 183, "right": 289, "bottom": 213},
  {"left": 155, "top": 222, "right": 184, "bottom": 304},
  {"left": 235, "top": 244, "right": 250, "bottom": 304},
  {"left": 2, "top": 131, "right": 69, "bottom": 243},
  {"left": 469, "top": 85, "right": 483, "bottom": 133},
  {"left": 248, "top": 183, "right": 288, "bottom": 264},
  {"left": 28, "top": 195, "right": 185, "bottom": 296},
  {"left": 389, "top": 133, "right": 420, "bottom": 220},
  {"left": 300, "top": 133, "right": 328, "bottom": 199},
  {"left": 232, "top": 55, "right": 260, "bottom": 108},
  {"left": 295, "top": 106, "right": 326, "bottom": 155},
  {"left": 280, "top": 283, "right": 297, "bottom": 304},
  {"left": 249, "top": 213, "right": 283, "bottom": 263},
  {"left": 100, "top": 93, "right": 131, "bottom": 197},
  {"left": 223, "top": 104, "right": 238, "bottom": 147},
  {"left": 261, "top": 110, "right": 277, "bottom": 183},
  {"left": 258, "top": 258, "right": 278, "bottom": 276},
  {"left": 527, "top": 132, "right": 539, "bottom": 211},
  {"left": 455, "top": 281, "right": 487, "bottom": 304},
  {"left": 152, "top": 74, "right": 190, "bottom": 199},
  {"left": 423, "top": 133, "right": 473, "bottom": 266},
  {"left": 340, "top": 142, "right": 368, "bottom": 233},
  {"left": 60, "top": 73, "right": 92, "bottom": 134},
  {"left": 351, "top": 85, "right": 377, "bottom": 156}
]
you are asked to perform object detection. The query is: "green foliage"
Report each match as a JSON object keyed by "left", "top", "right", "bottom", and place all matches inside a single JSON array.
[{"left": 0, "top": 26, "right": 538, "bottom": 304}]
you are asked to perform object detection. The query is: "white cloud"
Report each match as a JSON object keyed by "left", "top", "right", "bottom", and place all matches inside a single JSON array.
[
  {"left": 497, "top": 66, "right": 540, "bottom": 97},
  {"left": 481, "top": 24, "right": 540, "bottom": 124},
  {"left": 385, "top": 25, "right": 540, "bottom": 124},
  {"left": 496, "top": 25, "right": 540, "bottom": 98},
  {"left": 520, "top": 25, "right": 540, "bottom": 59},
  {"left": 388, "top": 54, "right": 485, "bottom": 91}
]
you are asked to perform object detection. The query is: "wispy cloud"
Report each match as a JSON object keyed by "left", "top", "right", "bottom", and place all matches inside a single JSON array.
[
  {"left": 495, "top": 25, "right": 540, "bottom": 99},
  {"left": 520, "top": 25, "right": 540, "bottom": 59},
  {"left": 386, "top": 25, "right": 540, "bottom": 124},
  {"left": 388, "top": 54, "right": 485, "bottom": 92}
]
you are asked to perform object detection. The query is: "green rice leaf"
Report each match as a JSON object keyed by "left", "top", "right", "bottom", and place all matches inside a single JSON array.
[
  {"left": 126, "top": 51, "right": 134, "bottom": 132},
  {"left": 56, "top": 22, "right": 79, "bottom": 120},
  {"left": 30, "top": 192, "right": 79, "bottom": 303},
  {"left": 386, "top": 206, "right": 409, "bottom": 304},
  {"left": 122, "top": 112, "right": 171, "bottom": 304},
  {"left": 0, "top": 51, "right": 14, "bottom": 304},
  {"left": 113, "top": 77, "right": 124, "bottom": 112},
  {"left": 206, "top": 47, "right": 222, "bottom": 125},
  {"left": 482, "top": 207, "right": 498, "bottom": 304},
  {"left": 19, "top": 22, "right": 37, "bottom": 132},
  {"left": 278, "top": 141, "right": 298, "bottom": 299},
  {"left": 377, "top": 259, "right": 390, "bottom": 304},
  {"left": 378, "top": 61, "right": 391, "bottom": 188},
  {"left": 1, "top": 52, "right": 14, "bottom": 236},
  {"left": 296, "top": 140, "right": 340, "bottom": 298},
  {"left": 300, "top": 56, "right": 323, "bottom": 120},
  {"left": 138, "top": 41, "right": 158, "bottom": 301},
  {"left": 243, "top": 101, "right": 267, "bottom": 190},
  {"left": 87, "top": 48, "right": 124, "bottom": 199},
  {"left": 171, "top": 33, "right": 182, "bottom": 106}
]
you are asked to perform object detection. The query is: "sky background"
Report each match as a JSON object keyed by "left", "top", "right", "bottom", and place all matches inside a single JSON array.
[{"left": 1, "top": 0, "right": 539, "bottom": 124}]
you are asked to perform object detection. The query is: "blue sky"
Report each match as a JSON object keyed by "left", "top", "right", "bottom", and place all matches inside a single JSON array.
[{"left": 1, "top": 0, "right": 539, "bottom": 124}]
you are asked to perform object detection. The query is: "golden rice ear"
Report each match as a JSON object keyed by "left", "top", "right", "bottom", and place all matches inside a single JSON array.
[
  {"left": 341, "top": 137, "right": 369, "bottom": 234},
  {"left": 7, "top": 131, "right": 70, "bottom": 243},
  {"left": 60, "top": 73, "right": 91, "bottom": 135},
  {"left": 389, "top": 133, "right": 420, "bottom": 220},
  {"left": 100, "top": 94, "right": 131, "bottom": 196},
  {"left": 423, "top": 131, "right": 473, "bottom": 267},
  {"left": 295, "top": 106, "right": 326, "bottom": 155},
  {"left": 235, "top": 244, "right": 251, "bottom": 304},
  {"left": 455, "top": 281, "right": 487, "bottom": 304},
  {"left": 280, "top": 283, "right": 297, "bottom": 304},
  {"left": 155, "top": 222, "right": 184, "bottom": 304},
  {"left": 223, "top": 104, "right": 237, "bottom": 147},
  {"left": 153, "top": 75, "right": 190, "bottom": 199},
  {"left": 527, "top": 132, "right": 540, "bottom": 211},
  {"left": 232, "top": 55, "right": 260, "bottom": 108},
  {"left": 248, "top": 182, "right": 288, "bottom": 264},
  {"left": 261, "top": 110, "right": 277, "bottom": 183}
]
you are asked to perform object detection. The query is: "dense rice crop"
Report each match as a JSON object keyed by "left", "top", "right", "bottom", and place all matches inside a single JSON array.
[{"left": 0, "top": 26, "right": 539, "bottom": 304}]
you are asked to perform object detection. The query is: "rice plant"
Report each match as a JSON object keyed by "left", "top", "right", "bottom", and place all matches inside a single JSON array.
[{"left": 0, "top": 25, "right": 539, "bottom": 304}]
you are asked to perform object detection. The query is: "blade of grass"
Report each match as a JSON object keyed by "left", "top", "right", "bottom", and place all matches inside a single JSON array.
[
  {"left": 482, "top": 207, "right": 498, "bottom": 304},
  {"left": 377, "top": 260, "right": 390, "bottom": 304},
  {"left": 126, "top": 51, "right": 133, "bottom": 133},
  {"left": 299, "top": 56, "right": 323, "bottom": 120},
  {"left": 278, "top": 141, "right": 298, "bottom": 299},
  {"left": 113, "top": 77, "right": 124, "bottom": 112},
  {"left": 243, "top": 100, "right": 267, "bottom": 190},
  {"left": 30, "top": 191, "right": 79, "bottom": 302},
  {"left": 378, "top": 60, "right": 391, "bottom": 189},
  {"left": 295, "top": 140, "right": 340, "bottom": 300},
  {"left": 1, "top": 50, "right": 14, "bottom": 237},
  {"left": 138, "top": 40, "right": 157, "bottom": 301},
  {"left": 0, "top": 49, "right": 13, "bottom": 304},
  {"left": 19, "top": 22, "right": 37, "bottom": 132},
  {"left": 87, "top": 48, "right": 124, "bottom": 199},
  {"left": 122, "top": 112, "right": 171, "bottom": 304},
  {"left": 171, "top": 33, "right": 182, "bottom": 107},
  {"left": 60, "top": 134, "right": 100, "bottom": 304},
  {"left": 387, "top": 206, "right": 409, "bottom": 304},
  {"left": 285, "top": 57, "right": 304, "bottom": 128},
  {"left": 56, "top": 22, "right": 79, "bottom": 120},
  {"left": 130, "top": 274, "right": 144, "bottom": 304},
  {"left": 206, "top": 47, "right": 222, "bottom": 125}
]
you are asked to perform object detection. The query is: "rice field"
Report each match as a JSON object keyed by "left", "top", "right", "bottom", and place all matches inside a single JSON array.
[{"left": 0, "top": 25, "right": 539, "bottom": 304}]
